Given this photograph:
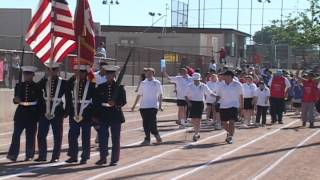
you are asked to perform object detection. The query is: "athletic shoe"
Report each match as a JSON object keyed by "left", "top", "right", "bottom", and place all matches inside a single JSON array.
[{"left": 140, "top": 140, "right": 151, "bottom": 146}]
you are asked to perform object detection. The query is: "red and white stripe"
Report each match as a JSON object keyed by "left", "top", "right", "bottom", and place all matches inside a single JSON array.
[{"left": 25, "top": 0, "right": 76, "bottom": 64}]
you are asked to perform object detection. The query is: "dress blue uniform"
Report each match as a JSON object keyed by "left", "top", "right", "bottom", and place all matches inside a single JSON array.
[
  {"left": 36, "top": 75, "right": 69, "bottom": 162},
  {"left": 7, "top": 68, "right": 42, "bottom": 161},
  {"left": 94, "top": 78, "right": 126, "bottom": 166},
  {"left": 65, "top": 75, "right": 95, "bottom": 164}
]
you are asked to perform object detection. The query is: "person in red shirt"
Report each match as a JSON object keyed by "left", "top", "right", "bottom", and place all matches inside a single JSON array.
[
  {"left": 216, "top": 47, "right": 227, "bottom": 65},
  {"left": 268, "top": 69, "right": 291, "bottom": 124},
  {"left": 297, "top": 72, "right": 320, "bottom": 128}
]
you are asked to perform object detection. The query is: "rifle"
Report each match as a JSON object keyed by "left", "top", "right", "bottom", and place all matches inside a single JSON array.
[
  {"left": 111, "top": 47, "right": 135, "bottom": 101},
  {"left": 16, "top": 47, "right": 25, "bottom": 95}
]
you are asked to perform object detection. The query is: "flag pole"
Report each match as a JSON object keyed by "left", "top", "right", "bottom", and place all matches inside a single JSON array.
[
  {"left": 74, "top": 35, "right": 81, "bottom": 122},
  {"left": 46, "top": 1, "right": 55, "bottom": 120},
  {"left": 74, "top": 0, "right": 83, "bottom": 122}
]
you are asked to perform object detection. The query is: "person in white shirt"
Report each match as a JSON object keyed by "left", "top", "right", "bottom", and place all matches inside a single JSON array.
[
  {"left": 216, "top": 70, "right": 244, "bottom": 144},
  {"left": 185, "top": 73, "right": 216, "bottom": 141},
  {"left": 242, "top": 75, "right": 257, "bottom": 126},
  {"left": 254, "top": 81, "right": 270, "bottom": 127},
  {"left": 131, "top": 68, "right": 163, "bottom": 145},
  {"left": 164, "top": 68, "right": 192, "bottom": 128},
  {"left": 205, "top": 73, "right": 219, "bottom": 126},
  {"left": 208, "top": 59, "right": 217, "bottom": 72}
]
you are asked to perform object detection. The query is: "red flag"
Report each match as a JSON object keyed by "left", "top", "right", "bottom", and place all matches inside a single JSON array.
[
  {"left": 74, "top": 0, "right": 95, "bottom": 65},
  {"left": 25, "top": 0, "right": 76, "bottom": 64}
]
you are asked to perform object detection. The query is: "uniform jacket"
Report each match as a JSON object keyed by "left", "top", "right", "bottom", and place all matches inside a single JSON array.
[
  {"left": 38, "top": 76, "right": 69, "bottom": 116},
  {"left": 66, "top": 76, "right": 96, "bottom": 122},
  {"left": 93, "top": 80, "right": 127, "bottom": 124},
  {"left": 13, "top": 81, "right": 42, "bottom": 122}
]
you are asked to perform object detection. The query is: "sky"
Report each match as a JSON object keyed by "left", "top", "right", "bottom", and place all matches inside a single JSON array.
[{"left": 0, "top": 0, "right": 310, "bottom": 36}]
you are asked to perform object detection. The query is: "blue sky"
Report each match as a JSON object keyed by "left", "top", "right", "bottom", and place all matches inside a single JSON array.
[{"left": 0, "top": 0, "right": 309, "bottom": 35}]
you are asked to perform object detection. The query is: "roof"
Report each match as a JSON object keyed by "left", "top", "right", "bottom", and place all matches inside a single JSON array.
[{"left": 101, "top": 25, "right": 251, "bottom": 37}]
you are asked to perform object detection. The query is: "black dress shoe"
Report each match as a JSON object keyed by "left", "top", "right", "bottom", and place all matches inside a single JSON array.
[
  {"left": 95, "top": 158, "right": 107, "bottom": 165},
  {"left": 80, "top": 159, "right": 87, "bottom": 164},
  {"left": 65, "top": 157, "right": 78, "bottom": 163},
  {"left": 50, "top": 158, "right": 59, "bottom": 163},
  {"left": 34, "top": 158, "right": 47, "bottom": 162},
  {"left": 278, "top": 121, "right": 284, "bottom": 124},
  {"left": 6, "top": 155, "right": 17, "bottom": 162},
  {"left": 24, "top": 157, "right": 33, "bottom": 161},
  {"left": 109, "top": 161, "right": 118, "bottom": 166}
]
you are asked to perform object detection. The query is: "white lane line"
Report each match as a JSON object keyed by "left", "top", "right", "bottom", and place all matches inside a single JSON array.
[
  {"left": 252, "top": 129, "right": 320, "bottom": 180},
  {"left": 86, "top": 131, "right": 226, "bottom": 180},
  {"left": 0, "top": 123, "right": 189, "bottom": 179},
  {"left": 171, "top": 120, "right": 300, "bottom": 180},
  {"left": 0, "top": 113, "right": 176, "bottom": 147},
  {"left": 0, "top": 113, "right": 176, "bottom": 160}
]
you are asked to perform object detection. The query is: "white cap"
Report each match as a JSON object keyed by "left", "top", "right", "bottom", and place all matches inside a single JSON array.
[
  {"left": 21, "top": 66, "right": 37, "bottom": 72},
  {"left": 102, "top": 65, "right": 120, "bottom": 72},
  {"left": 44, "top": 61, "right": 60, "bottom": 68},
  {"left": 73, "top": 64, "right": 90, "bottom": 71},
  {"left": 192, "top": 73, "right": 202, "bottom": 81}
]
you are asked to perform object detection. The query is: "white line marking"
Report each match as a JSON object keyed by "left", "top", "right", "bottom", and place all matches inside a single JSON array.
[
  {"left": 0, "top": 113, "right": 177, "bottom": 137},
  {"left": 252, "top": 129, "right": 320, "bottom": 180},
  {"left": 86, "top": 131, "right": 226, "bottom": 180},
  {"left": 0, "top": 123, "right": 188, "bottom": 179},
  {"left": 0, "top": 113, "right": 176, "bottom": 160},
  {"left": 171, "top": 120, "right": 299, "bottom": 180}
]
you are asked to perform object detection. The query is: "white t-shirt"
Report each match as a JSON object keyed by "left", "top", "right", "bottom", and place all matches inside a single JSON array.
[
  {"left": 208, "top": 63, "right": 217, "bottom": 71},
  {"left": 254, "top": 87, "right": 270, "bottom": 106},
  {"left": 138, "top": 78, "right": 163, "bottom": 109},
  {"left": 217, "top": 80, "right": 243, "bottom": 108},
  {"left": 242, "top": 83, "right": 257, "bottom": 98},
  {"left": 169, "top": 75, "right": 192, "bottom": 100},
  {"left": 94, "top": 71, "right": 107, "bottom": 85},
  {"left": 268, "top": 76, "right": 291, "bottom": 88},
  {"left": 206, "top": 81, "right": 219, "bottom": 103},
  {"left": 185, "top": 82, "right": 214, "bottom": 102}
]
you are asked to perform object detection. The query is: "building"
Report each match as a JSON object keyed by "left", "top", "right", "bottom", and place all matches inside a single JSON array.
[
  {"left": 100, "top": 25, "right": 250, "bottom": 66},
  {"left": 0, "top": 8, "right": 31, "bottom": 50}
]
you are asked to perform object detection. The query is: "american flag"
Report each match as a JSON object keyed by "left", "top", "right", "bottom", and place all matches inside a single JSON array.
[{"left": 25, "top": 0, "right": 76, "bottom": 64}]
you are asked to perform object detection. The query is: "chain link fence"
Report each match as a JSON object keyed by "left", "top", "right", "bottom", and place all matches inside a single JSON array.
[{"left": 246, "top": 44, "right": 320, "bottom": 71}]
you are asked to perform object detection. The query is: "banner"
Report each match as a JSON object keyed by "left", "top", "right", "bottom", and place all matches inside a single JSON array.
[{"left": 0, "top": 61, "right": 3, "bottom": 82}]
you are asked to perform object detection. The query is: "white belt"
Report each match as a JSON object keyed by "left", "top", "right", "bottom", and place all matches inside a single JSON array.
[
  {"left": 19, "top": 101, "right": 38, "bottom": 106},
  {"left": 102, "top": 102, "right": 113, "bottom": 107},
  {"left": 73, "top": 100, "right": 92, "bottom": 104},
  {"left": 44, "top": 97, "right": 62, "bottom": 102}
]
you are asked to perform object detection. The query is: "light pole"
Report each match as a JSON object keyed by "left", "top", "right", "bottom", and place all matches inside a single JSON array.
[
  {"left": 257, "top": 0, "right": 271, "bottom": 44},
  {"left": 220, "top": 0, "right": 223, "bottom": 28},
  {"left": 249, "top": 0, "right": 253, "bottom": 40},
  {"left": 236, "top": 0, "right": 240, "bottom": 30},
  {"left": 148, "top": 12, "right": 162, "bottom": 26},
  {"left": 102, "top": 0, "right": 120, "bottom": 25}
]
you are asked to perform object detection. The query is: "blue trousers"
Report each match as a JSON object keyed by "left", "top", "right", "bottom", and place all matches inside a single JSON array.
[
  {"left": 67, "top": 119, "right": 91, "bottom": 160},
  {"left": 98, "top": 122, "right": 121, "bottom": 162},
  {"left": 8, "top": 121, "right": 37, "bottom": 159},
  {"left": 37, "top": 115, "right": 63, "bottom": 160}
]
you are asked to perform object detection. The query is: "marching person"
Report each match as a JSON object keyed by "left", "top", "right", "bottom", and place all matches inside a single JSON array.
[
  {"left": 65, "top": 65, "right": 95, "bottom": 164},
  {"left": 164, "top": 67, "right": 192, "bottom": 128},
  {"left": 242, "top": 75, "right": 257, "bottom": 126},
  {"left": 35, "top": 62, "right": 69, "bottom": 163},
  {"left": 94, "top": 65, "right": 126, "bottom": 166},
  {"left": 92, "top": 59, "right": 108, "bottom": 144},
  {"left": 268, "top": 69, "right": 291, "bottom": 124},
  {"left": 131, "top": 68, "right": 163, "bottom": 145},
  {"left": 7, "top": 66, "right": 42, "bottom": 161},
  {"left": 297, "top": 72, "right": 320, "bottom": 128},
  {"left": 254, "top": 81, "right": 270, "bottom": 127},
  {"left": 185, "top": 73, "right": 216, "bottom": 141},
  {"left": 216, "top": 70, "right": 243, "bottom": 144},
  {"left": 205, "top": 73, "right": 220, "bottom": 127}
]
